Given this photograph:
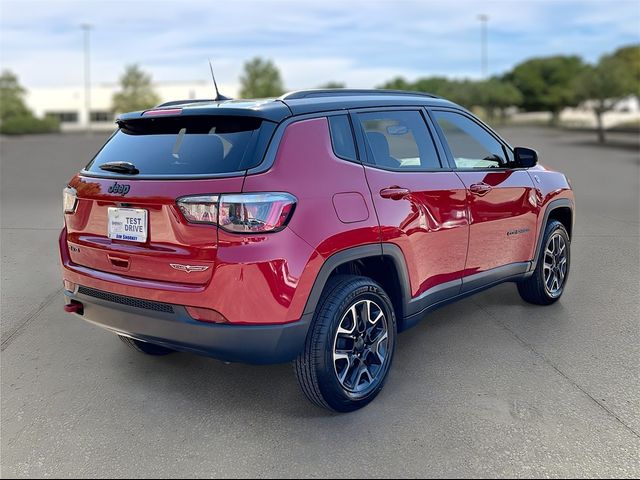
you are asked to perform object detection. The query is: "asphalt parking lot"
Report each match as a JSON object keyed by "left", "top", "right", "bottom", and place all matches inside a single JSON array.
[{"left": 1, "top": 126, "right": 639, "bottom": 478}]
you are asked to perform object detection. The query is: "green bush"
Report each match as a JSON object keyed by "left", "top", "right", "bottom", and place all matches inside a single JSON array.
[{"left": 0, "top": 115, "right": 60, "bottom": 135}]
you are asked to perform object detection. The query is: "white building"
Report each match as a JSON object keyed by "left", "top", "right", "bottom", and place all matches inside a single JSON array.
[
  {"left": 25, "top": 81, "right": 237, "bottom": 131},
  {"left": 510, "top": 95, "right": 640, "bottom": 129}
]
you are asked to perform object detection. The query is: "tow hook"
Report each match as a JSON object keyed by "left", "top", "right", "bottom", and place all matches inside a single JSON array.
[{"left": 64, "top": 300, "right": 84, "bottom": 315}]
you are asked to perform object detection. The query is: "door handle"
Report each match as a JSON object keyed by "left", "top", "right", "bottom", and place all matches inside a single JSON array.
[
  {"left": 469, "top": 183, "right": 492, "bottom": 195},
  {"left": 380, "top": 187, "right": 411, "bottom": 200}
]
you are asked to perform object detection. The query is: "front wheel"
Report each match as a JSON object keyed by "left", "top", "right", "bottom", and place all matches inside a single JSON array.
[
  {"left": 518, "top": 220, "right": 571, "bottom": 305},
  {"left": 294, "top": 275, "right": 397, "bottom": 412}
]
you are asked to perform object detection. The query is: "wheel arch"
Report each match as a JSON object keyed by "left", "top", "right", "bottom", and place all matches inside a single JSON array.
[
  {"left": 548, "top": 205, "right": 573, "bottom": 238},
  {"left": 302, "top": 244, "right": 412, "bottom": 328},
  {"left": 531, "top": 198, "right": 574, "bottom": 272}
]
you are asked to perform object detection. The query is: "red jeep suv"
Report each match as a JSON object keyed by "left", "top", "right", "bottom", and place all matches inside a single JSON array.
[{"left": 60, "top": 90, "right": 574, "bottom": 412}]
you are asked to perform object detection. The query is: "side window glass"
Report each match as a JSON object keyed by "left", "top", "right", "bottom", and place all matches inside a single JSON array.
[
  {"left": 433, "top": 111, "right": 507, "bottom": 169},
  {"left": 328, "top": 115, "right": 357, "bottom": 162},
  {"left": 357, "top": 110, "right": 441, "bottom": 170}
]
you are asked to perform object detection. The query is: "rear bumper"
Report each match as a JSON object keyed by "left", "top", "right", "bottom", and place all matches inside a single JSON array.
[
  {"left": 59, "top": 225, "right": 320, "bottom": 326},
  {"left": 64, "top": 288, "right": 312, "bottom": 364}
]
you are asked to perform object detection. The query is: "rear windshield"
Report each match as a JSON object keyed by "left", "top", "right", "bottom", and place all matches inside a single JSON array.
[{"left": 85, "top": 116, "right": 276, "bottom": 176}]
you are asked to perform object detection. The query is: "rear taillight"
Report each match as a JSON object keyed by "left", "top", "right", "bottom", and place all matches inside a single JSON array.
[
  {"left": 176, "top": 195, "right": 219, "bottom": 224},
  {"left": 219, "top": 193, "right": 296, "bottom": 233},
  {"left": 177, "top": 193, "right": 296, "bottom": 233},
  {"left": 63, "top": 186, "right": 77, "bottom": 214}
]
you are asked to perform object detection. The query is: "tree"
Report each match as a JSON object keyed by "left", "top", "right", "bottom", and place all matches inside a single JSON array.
[
  {"left": 508, "top": 55, "right": 586, "bottom": 124},
  {"left": 238, "top": 57, "right": 285, "bottom": 98},
  {"left": 379, "top": 76, "right": 467, "bottom": 104},
  {"left": 412, "top": 76, "right": 456, "bottom": 97},
  {"left": 576, "top": 50, "right": 637, "bottom": 143},
  {"left": 0, "top": 70, "right": 30, "bottom": 121},
  {"left": 377, "top": 76, "right": 413, "bottom": 91},
  {"left": 318, "top": 81, "right": 346, "bottom": 89},
  {"left": 474, "top": 78, "right": 523, "bottom": 120},
  {"left": 608, "top": 44, "right": 640, "bottom": 97},
  {"left": 0, "top": 70, "right": 59, "bottom": 134},
  {"left": 112, "top": 64, "right": 161, "bottom": 113},
  {"left": 380, "top": 76, "right": 476, "bottom": 107}
]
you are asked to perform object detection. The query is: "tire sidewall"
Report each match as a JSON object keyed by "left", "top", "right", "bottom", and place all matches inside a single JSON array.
[
  {"left": 538, "top": 221, "right": 571, "bottom": 300},
  {"left": 315, "top": 281, "right": 397, "bottom": 411}
]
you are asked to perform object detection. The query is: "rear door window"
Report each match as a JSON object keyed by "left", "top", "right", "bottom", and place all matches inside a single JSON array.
[
  {"left": 85, "top": 116, "right": 275, "bottom": 176},
  {"left": 356, "top": 110, "right": 442, "bottom": 170}
]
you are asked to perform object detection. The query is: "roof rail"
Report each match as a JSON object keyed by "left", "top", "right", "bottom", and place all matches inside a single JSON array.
[
  {"left": 155, "top": 99, "right": 216, "bottom": 108},
  {"left": 280, "top": 89, "right": 438, "bottom": 100}
]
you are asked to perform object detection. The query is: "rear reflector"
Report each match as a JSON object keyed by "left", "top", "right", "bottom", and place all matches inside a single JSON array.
[
  {"left": 186, "top": 306, "right": 228, "bottom": 324},
  {"left": 142, "top": 108, "right": 183, "bottom": 117}
]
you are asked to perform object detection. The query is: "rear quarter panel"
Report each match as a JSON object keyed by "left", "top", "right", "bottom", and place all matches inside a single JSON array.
[{"left": 242, "top": 117, "right": 381, "bottom": 320}]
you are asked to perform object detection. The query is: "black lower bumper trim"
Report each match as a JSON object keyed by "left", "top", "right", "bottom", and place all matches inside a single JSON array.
[{"left": 65, "top": 289, "right": 312, "bottom": 365}]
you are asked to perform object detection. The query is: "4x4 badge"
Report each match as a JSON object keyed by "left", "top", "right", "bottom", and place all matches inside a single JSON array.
[{"left": 170, "top": 264, "right": 209, "bottom": 273}]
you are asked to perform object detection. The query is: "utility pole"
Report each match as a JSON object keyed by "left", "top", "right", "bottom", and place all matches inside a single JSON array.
[
  {"left": 80, "top": 23, "right": 92, "bottom": 132},
  {"left": 478, "top": 14, "right": 489, "bottom": 79}
]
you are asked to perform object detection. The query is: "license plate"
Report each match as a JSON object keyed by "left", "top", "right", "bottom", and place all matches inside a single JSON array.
[{"left": 108, "top": 207, "right": 148, "bottom": 243}]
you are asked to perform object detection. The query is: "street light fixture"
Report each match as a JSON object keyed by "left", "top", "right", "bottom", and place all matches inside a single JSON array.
[{"left": 80, "top": 23, "right": 92, "bottom": 132}]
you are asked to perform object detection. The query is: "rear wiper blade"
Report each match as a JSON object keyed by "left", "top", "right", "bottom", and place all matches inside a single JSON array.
[{"left": 99, "top": 161, "right": 140, "bottom": 175}]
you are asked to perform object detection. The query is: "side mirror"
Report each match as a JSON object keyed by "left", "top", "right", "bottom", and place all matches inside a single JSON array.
[{"left": 514, "top": 147, "right": 538, "bottom": 168}]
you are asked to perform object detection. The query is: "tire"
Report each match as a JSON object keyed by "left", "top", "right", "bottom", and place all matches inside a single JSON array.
[
  {"left": 118, "top": 335, "right": 175, "bottom": 356},
  {"left": 294, "top": 275, "right": 397, "bottom": 412},
  {"left": 518, "top": 220, "right": 571, "bottom": 305}
]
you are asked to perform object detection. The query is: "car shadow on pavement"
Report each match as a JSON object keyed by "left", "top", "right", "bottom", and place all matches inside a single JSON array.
[
  {"left": 108, "top": 343, "right": 338, "bottom": 418},
  {"left": 104, "top": 306, "right": 476, "bottom": 420},
  {"left": 101, "top": 284, "right": 568, "bottom": 422}
]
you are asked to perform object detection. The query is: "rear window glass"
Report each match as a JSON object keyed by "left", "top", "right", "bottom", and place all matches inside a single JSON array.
[{"left": 86, "top": 116, "right": 275, "bottom": 176}]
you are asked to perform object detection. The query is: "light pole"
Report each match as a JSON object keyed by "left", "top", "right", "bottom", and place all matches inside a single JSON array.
[
  {"left": 80, "top": 23, "right": 92, "bottom": 132},
  {"left": 478, "top": 14, "right": 488, "bottom": 79}
]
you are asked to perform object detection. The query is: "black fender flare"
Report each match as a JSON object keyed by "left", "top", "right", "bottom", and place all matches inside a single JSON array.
[
  {"left": 529, "top": 198, "right": 574, "bottom": 272},
  {"left": 302, "top": 243, "right": 412, "bottom": 319}
]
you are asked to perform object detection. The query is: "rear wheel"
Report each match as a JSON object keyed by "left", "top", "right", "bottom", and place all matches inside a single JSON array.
[
  {"left": 295, "top": 275, "right": 397, "bottom": 412},
  {"left": 518, "top": 220, "right": 570, "bottom": 305},
  {"left": 118, "top": 335, "right": 175, "bottom": 356}
]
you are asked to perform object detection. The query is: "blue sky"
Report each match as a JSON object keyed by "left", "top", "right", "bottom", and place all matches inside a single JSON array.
[{"left": 1, "top": 0, "right": 638, "bottom": 93}]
